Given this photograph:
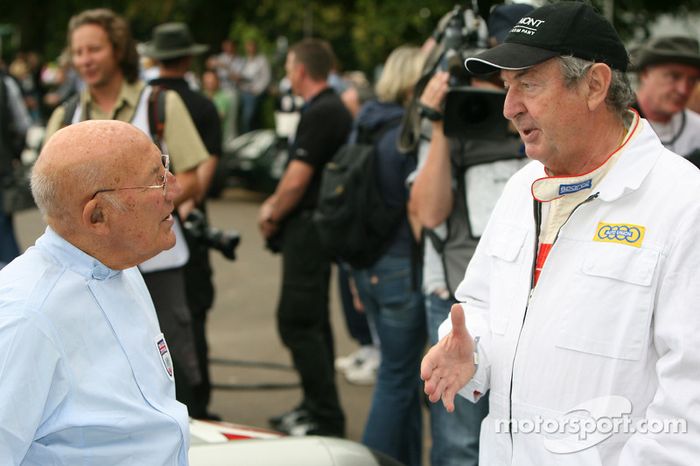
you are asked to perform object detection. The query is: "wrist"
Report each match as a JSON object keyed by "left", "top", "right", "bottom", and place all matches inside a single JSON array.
[{"left": 419, "top": 103, "right": 443, "bottom": 122}]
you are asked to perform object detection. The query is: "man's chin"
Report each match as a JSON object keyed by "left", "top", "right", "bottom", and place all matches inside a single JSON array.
[{"left": 162, "top": 235, "right": 177, "bottom": 251}]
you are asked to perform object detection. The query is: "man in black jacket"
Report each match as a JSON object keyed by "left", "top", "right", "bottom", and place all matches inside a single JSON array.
[{"left": 142, "top": 22, "right": 221, "bottom": 420}]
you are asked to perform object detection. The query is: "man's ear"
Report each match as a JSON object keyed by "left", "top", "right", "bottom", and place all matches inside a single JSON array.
[
  {"left": 586, "top": 63, "right": 613, "bottom": 112},
  {"left": 82, "top": 199, "right": 110, "bottom": 235}
]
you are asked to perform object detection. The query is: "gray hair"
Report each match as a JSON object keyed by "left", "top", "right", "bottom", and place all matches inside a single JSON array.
[
  {"left": 557, "top": 56, "right": 635, "bottom": 120},
  {"left": 30, "top": 165, "right": 62, "bottom": 219}
]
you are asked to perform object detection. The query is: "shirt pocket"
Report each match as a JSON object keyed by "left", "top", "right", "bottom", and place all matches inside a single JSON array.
[
  {"left": 555, "top": 243, "right": 659, "bottom": 361},
  {"left": 486, "top": 223, "right": 530, "bottom": 335}
]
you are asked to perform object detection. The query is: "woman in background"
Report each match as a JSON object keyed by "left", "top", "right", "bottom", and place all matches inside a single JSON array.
[{"left": 350, "top": 45, "right": 427, "bottom": 466}]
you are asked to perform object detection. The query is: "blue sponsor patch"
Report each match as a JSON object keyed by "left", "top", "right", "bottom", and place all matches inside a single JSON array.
[{"left": 559, "top": 179, "right": 592, "bottom": 195}]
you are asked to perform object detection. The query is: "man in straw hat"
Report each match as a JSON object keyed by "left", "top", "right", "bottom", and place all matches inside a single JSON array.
[
  {"left": 44, "top": 9, "right": 209, "bottom": 414},
  {"left": 421, "top": 2, "right": 700, "bottom": 464},
  {"left": 632, "top": 36, "right": 700, "bottom": 158},
  {"left": 142, "top": 21, "right": 222, "bottom": 421}
]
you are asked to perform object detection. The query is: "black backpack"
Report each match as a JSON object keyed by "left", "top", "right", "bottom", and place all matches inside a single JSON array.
[{"left": 313, "top": 118, "right": 405, "bottom": 269}]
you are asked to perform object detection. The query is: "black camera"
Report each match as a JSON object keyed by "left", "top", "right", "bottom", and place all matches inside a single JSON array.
[
  {"left": 183, "top": 209, "right": 241, "bottom": 261},
  {"left": 435, "top": 4, "right": 511, "bottom": 140},
  {"left": 438, "top": 4, "right": 484, "bottom": 88},
  {"left": 399, "top": 2, "right": 509, "bottom": 152}
]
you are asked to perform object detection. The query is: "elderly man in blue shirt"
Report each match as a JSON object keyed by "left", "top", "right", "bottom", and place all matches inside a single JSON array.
[{"left": 0, "top": 120, "right": 190, "bottom": 465}]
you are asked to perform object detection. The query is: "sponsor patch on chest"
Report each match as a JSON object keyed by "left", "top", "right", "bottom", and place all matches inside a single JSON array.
[
  {"left": 155, "top": 334, "right": 174, "bottom": 379},
  {"left": 594, "top": 222, "right": 645, "bottom": 248}
]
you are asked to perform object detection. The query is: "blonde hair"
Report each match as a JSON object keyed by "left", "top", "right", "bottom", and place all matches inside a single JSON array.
[{"left": 375, "top": 46, "right": 426, "bottom": 107}]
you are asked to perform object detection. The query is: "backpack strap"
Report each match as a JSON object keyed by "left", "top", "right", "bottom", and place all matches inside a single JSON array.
[
  {"left": 61, "top": 93, "right": 81, "bottom": 128},
  {"left": 148, "top": 85, "right": 167, "bottom": 151}
]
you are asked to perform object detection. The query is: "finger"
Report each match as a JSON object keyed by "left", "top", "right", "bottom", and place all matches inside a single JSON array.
[
  {"left": 430, "top": 376, "right": 449, "bottom": 404},
  {"left": 449, "top": 304, "right": 467, "bottom": 339},
  {"left": 442, "top": 387, "right": 456, "bottom": 413},
  {"left": 420, "top": 351, "right": 436, "bottom": 381}
]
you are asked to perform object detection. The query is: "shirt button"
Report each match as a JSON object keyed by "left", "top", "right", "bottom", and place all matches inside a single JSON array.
[{"left": 92, "top": 264, "right": 110, "bottom": 280}]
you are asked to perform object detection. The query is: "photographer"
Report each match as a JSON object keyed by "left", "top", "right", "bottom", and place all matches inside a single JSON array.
[
  {"left": 143, "top": 22, "right": 222, "bottom": 420},
  {"left": 408, "top": 4, "right": 531, "bottom": 465}
]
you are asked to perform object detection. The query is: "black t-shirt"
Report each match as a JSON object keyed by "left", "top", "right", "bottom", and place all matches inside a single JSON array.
[
  {"left": 150, "top": 77, "right": 221, "bottom": 312},
  {"left": 290, "top": 87, "right": 352, "bottom": 211},
  {"left": 150, "top": 77, "right": 222, "bottom": 157}
]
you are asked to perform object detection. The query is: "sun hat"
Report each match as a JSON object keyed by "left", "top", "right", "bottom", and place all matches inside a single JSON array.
[
  {"left": 141, "top": 22, "right": 209, "bottom": 60},
  {"left": 629, "top": 36, "right": 700, "bottom": 71},
  {"left": 465, "top": 1, "right": 628, "bottom": 75}
]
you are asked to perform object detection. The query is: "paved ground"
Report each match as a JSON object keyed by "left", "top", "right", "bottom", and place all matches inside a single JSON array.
[{"left": 13, "top": 188, "right": 433, "bottom": 462}]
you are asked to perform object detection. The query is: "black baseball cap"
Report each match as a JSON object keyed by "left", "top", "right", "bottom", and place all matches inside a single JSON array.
[
  {"left": 488, "top": 3, "right": 535, "bottom": 45},
  {"left": 465, "top": 1, "right": 629, "bottom": 75}
]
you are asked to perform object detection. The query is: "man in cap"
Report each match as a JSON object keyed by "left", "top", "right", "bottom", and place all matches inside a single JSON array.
[
  {"left": 0, "top": 120, "right": 189, "bottom": 465},
  {"left": 421, "top": 2, "right": 700, "bottom": 464},
  {"left": 142, "top": 21, "right": 222, "bottom": 420},
  {"left": 632, "top": 36, "right": 700, "bottom": 158},
  {"left": 409, "top": 4, "right": 531, "bottom": 465},
  {"left": 44, "top": 9, "right": 210, "bottom": 412}
]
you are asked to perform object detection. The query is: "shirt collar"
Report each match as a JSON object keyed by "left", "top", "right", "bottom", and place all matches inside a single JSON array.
[
  {"left": 301, "top": 86, "right": 333, "bottom": 112},
  {"left": 35, "top": 227, "right": 121, "bottom": 281},
  {"left": 82, "top": 80, "right": 144, "bottom": 113},
  {"left": 531, "top": 110, "right": 643, "bottom": 203},
  {"left": 594, "top": 111, "right": 661, "bottom": 202}
]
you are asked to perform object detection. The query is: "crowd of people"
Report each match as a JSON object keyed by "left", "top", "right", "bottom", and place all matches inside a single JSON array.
[{"left": 1, "top": 2, "right": 700, "bottom": 465}]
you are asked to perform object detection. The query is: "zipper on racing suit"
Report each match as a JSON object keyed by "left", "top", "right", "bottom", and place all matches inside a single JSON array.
[{"left": 506, "top": 192, "right": 599, "bottom": 447}]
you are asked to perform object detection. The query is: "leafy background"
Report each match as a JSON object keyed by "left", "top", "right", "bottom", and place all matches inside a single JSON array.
[{"left": 2, "top": 0, "right": 699, "bottom": 79}]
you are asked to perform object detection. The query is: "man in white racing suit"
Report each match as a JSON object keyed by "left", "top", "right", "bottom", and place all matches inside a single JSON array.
[{"left": 421, "top": 3, "right": 700, "bottom": 465}]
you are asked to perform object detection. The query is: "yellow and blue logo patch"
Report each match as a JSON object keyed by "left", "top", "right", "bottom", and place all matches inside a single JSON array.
[{"left": 594, "top": 222, "right": 645, "bottom": 248}]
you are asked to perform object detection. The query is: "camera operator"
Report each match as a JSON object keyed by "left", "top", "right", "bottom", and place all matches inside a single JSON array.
[
  {"left": 408, "top": 4, "right": 531, "bottom": 465},
  {"left": 143, "top": 22, "right": 222, "bottom": 420}
]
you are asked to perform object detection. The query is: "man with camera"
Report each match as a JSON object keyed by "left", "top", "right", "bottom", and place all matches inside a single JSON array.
[
  {"left": 421, "top": 2, "right": 700, "bottom": 464},
  {"left": 142, "top": 21, "right": 223, "bottom": 421},
  {"left": 408, "top": 4, "right": 530, "bottom": 465}
]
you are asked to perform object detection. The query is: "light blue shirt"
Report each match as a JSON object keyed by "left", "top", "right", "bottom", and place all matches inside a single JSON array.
[{"left": 0, "top": 227, "right": 189, "bottom": 465}]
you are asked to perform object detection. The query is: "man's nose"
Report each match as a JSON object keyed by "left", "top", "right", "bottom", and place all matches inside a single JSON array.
[
  {"left": 165, "top": 171, "right": 181, "bottom": 200},
  {"left": 503, "top": 89, "right": 522, "bottom": 121}
]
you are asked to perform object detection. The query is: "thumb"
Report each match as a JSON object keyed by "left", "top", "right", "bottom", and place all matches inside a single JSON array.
[{"left": 449, "top": 303, "right": 467, "bottom": 339}]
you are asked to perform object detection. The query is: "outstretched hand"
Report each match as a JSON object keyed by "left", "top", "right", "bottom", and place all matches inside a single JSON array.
[{"left": 420, "top": 304, "right": 476, "bottom": 412}]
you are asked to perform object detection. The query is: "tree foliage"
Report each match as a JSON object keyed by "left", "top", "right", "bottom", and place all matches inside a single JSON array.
[{"left": 1, "top": 0, "right": 698, "bottom": 79}]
